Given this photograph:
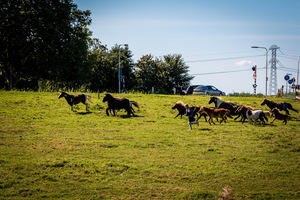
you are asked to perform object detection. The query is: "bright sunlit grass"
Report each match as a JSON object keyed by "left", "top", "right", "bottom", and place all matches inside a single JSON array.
[{"left": 0, "top": 91, "right": 299, "bottom": 199}]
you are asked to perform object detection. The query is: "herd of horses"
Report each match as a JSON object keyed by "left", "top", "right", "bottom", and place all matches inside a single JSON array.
[
  {"left": 172, "top": 96, "right": 297, "bottom": 125},
  {"left": 58, "top": 92, "right": 298, "bottom": 125}
]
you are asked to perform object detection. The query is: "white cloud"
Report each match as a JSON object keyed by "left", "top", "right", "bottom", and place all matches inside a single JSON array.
[{"left": 236, "top": 60, "right": 254, "bottom": 66}]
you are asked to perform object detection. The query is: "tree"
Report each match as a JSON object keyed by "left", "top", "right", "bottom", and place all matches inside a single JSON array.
[
  {"left": 135, "top": 54, "right": 162, "bottom": 92},
  {"left": 162, "top": 54, "right": 194, "bottom": 92},
  {"left": 88, "top": 42, "right": 135, "bottom": 92},
  {"left": 135, "top": 54, "right": 193, "bottom": 93},
  {"left": 0, "top": 0, "right": 92, "bottom": 89}
]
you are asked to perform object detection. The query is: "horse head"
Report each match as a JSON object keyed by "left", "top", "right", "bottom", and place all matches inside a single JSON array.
[
  {"left": 208, "top": 97, "right": 216, "bottom": 104},
  {"left": 102, "top": 93, "right": 110, "bottom": 102},
  {"left": 58, "top": 92, "right": 67, "bottom": 99},
  {"left": 261, "top": 99, "right": 268, "bottom": 106},
  {"left": 171, "top": 104, "right": 177, "bottom": 109}
]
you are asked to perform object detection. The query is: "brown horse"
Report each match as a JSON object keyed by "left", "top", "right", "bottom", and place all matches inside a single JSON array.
[
  {"left": 172, "top": 101, "right": 186, "bottom": 119},
  {"left": 172, "top": 101, "right": 207, "bottom": 121},
  {"left": 199, "top": 106, "right": 232, "bottom": 125},
  {"left": 58, "top": 92, "right": 92, "bottom": 111},
  {"left": 270, "top": 108, "right": 291, "bottom": 125},
  {"left": 102, "top": 93, "right": 139, "bottom": 116},
  {"left": 235, "top": 105, "right": 254, "bottom": 123}
]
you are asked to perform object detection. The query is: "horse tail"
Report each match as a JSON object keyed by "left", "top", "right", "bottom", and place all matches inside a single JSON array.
[
  {"left": 286, "top": 103, "right": 298, "bottom": 112},
  {"left": 86, "top": 94, "right": 93, "bottom": 103},
  {"left": 130, "top": 101, "right": 139, "bottom": 108}
]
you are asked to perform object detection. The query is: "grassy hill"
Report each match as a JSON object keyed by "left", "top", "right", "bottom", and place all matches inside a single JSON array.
[{"left": 0, "top": 91, "right": 299, "bottom": 199}]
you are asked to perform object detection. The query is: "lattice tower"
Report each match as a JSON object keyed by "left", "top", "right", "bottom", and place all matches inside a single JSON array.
[{"left": 268, "top": 44, "right": 280, "bottom": 95}]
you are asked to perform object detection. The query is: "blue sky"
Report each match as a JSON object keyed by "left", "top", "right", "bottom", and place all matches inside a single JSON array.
[{"left": 73, "top": 0, "right": 300, "bottom": 94}]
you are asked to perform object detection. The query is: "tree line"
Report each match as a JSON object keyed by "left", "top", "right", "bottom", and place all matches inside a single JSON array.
[{"left": 0, "top": 0, "right": 193, "bottom": 93}]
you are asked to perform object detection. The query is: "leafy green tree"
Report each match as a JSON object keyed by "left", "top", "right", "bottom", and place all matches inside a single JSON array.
[
  {"left": 0, "top": 0, "right": 92, "bottom": 89},
  {"left": 88, "top": 41, "right": 135, "bottom": 92},
  {"left": 162, "top": 54, "right": 194, "bottom": 92},
  {"left": 135, "top": 54, "right": 193, "bottom": 93},
  {"left": 135, "top": 54, "right": 163, "bottom": 92}
]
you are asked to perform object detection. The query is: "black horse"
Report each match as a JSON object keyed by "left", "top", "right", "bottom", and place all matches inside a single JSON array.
[
  {"left": 261, "top": 99, "right": 298, "bottom": 115},
  {"left": 102, "top": 93, "right": 139, "bottom": 116}
]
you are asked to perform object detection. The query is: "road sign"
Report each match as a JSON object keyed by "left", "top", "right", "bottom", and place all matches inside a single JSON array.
[{"left": 284, "top": 75, "right": 290, "bottom": 81}]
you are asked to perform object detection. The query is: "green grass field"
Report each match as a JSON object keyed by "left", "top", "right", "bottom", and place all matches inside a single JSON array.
[{"left": 0, "top": 91, "right": 299, "bottom": 199}]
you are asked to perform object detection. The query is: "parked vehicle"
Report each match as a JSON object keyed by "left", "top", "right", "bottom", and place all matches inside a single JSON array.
[
  {"left": 185, "top": 85, "right": 201, "bottom": 95},
  {"left": 193, "top": 85, "right": 225, "bottom": 96}
]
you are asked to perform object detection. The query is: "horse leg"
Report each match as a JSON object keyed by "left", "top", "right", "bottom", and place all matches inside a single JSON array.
[
  {"left": 106, "top": 108, "right": 110, "bottom": 116},
  {"left": 85, "top": 103, "right": 89, "bottom": 111},
  {"left": 248, "top": 118, "right": 253, "bottom": 125},
  {"left": 71, "top": 105, "right": 74, "bottom": 112},
  {"left": 234, "top": 114, "right": 240, "bottom": 121},
  {"left": 271, "top": 118, "right": 276, "bottom": 123},
  {"left": 209, "top": 117, "right": 215, "bottom": 125},
  {"left": 126, "top": 108, "right": 132, "bottom": 116},
  {"left": 259, "top": 117, "right": 265, "bottom": 125},
  {"left": 285, "top": 109, "right": 290, "bottom": 115},
  {"left": 114, "top": 109, "right": 118, "bottom": 116},
  {"left": 174, "top": 113, "right": 180, "bottom": 119},
  {"left": 211, "top": 119, "right": 216, "bottom": 125}
]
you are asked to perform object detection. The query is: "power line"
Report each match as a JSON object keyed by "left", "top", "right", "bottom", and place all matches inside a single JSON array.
[
  {"left": 278, "top": 55, "right": 300, "bottom": 60},
  {"left": 190, "top": 68, "right": 263, "bottom": 76},
  {"left": 278, "top": 49, "right": 300, "bottom": 60},
  {"left": 186, "top": 54, "right": 265, "bottom": 63}
]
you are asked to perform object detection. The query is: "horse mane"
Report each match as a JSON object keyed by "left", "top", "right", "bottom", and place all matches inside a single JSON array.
[
  {"left": 215, "top": 96, "right": 222, "bottom": 100},
  {"left": 175, "top": 101, "right": 185, "bottom": 107},
  {"left": 104, "top": 93, "right": 113, "bottom": 98},
  {"left": 209, "top": 96, "right": 222, "bottom": 101}
]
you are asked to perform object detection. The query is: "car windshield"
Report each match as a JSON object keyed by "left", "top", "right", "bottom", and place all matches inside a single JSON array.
[{"left": 211, "top": 86, "right": 217, "bottom": 90}]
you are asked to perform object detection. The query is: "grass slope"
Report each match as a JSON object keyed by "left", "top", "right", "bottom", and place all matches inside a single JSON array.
[{"left": 0, "top": 91, "right": 299, "bottom": 199}]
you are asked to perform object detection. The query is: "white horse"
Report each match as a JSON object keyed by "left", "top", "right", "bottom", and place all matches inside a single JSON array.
[
  {"left": 208, "top": 96, "right": 234, "bottom": 108},
  {"left": 246, "top": 109, "right": 268, "bottom": 125}
]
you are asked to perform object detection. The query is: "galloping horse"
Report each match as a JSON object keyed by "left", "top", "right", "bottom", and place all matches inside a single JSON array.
[
  {"left": 199, "top": 106, "right": 232, "bottom": 125},
  {"left": 208, "top": 96, "right": 235, "bottom": 108},
  {"left": 261, "top": 99, "right": 298, "bottom": 115},
  {"left": 172, "top": 101, "right": 208, "bottom": 121},
  {"left": 270, "top": 108, "right": 291, "bottom": 125},
  {"left": 171, "top": 101, "right": 186, "bottom": 119},
  {"left": 102, "top": 93, "right": 139, "bottom": 116},
  {"left": 58, "top": 92, "right": 92, "bottom": 111},
  {"left": 246, "top": 109, "right": 268, "bottom": 125}
]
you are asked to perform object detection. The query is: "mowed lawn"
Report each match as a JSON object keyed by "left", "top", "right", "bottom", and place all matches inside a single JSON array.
[{"left": 0, "top": 91, "right": 299, "bottom": 199}]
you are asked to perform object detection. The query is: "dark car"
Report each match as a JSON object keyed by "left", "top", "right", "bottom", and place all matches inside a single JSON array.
[
  {"left": 193, "top": 85, "right": 225, "bottom": 96},
  {"left": 185, "top": 85, "right": 201, "bottom": 95}
]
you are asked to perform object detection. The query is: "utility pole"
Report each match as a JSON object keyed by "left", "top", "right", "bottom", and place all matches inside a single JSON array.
[
  {"left": 252, "top": 65, "right": 257, "bottom": 95},
  {"left": 118, "top": 44, "right": 128, "bottom": 93},
  {"left": 251, "top": 46, "right": 268, "bottom": 96}
]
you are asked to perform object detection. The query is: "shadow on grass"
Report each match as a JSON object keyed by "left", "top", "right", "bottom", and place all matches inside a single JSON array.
[
  {"left": 75, "top": 111, "right": 92, "bottom": 115},
  {"left": 198, "top": 128, "right": 212, "bottom": 131},
  {"left": 120, "top": 114, "right": 144, "bottom": 118}
]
